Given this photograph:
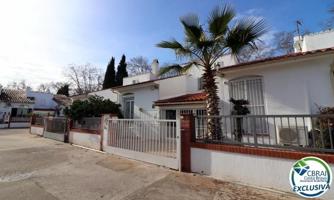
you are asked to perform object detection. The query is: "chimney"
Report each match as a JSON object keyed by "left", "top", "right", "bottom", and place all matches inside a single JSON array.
[{"left": 151, "top": 59, "right": 159, "bottom": 76}]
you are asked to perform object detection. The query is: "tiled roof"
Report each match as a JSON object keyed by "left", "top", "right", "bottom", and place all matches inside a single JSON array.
[
  {"left": 219, "top": 47, "right": 334, "bottom": 72},
  {"left": 0, "top": 89, "right": 34, "bottom": 104},
  {"left": 70, "top": 94, "right": 88, "bottom": 101},
  {"left": 53, "top": 95, "right": 72, "bottom": 106},
  {"left": 154, "top": 92, "right": 206, "bottom": 106}
]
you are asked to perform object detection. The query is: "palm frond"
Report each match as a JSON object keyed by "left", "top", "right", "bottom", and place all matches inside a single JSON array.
[
  {"left": 225, "top": 17, "right": 268, "bottom": 55},
  {"left": 158, "top": 64, "right": 183, "bottom": 76},
  {"left": 180, "top": 61, "right": 197, "bottom": 73},
  {"left": 180, "top": 14, "right": 206, "bottom": 46},
  {"left": 208, "top": 4, "right": 235, "bottom": 40},
  {"left": 158, "top": 61, "right": 197, "bottom": 76},
  {"left": 156, "top": 39, "right": 192, "bottom": 56}
]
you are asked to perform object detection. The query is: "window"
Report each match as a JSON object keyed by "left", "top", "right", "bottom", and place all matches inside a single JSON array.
[
  {"left": 165, "top": 110, "right": 176, "bottom": 120},
  {"left": 27, "top": 97, "right": 35, "bottom": 101},
  {"left": 198, "top": 77, "right": 205, "bottom": 90},
  {"left": 123, "top": 95, "right": 134, "bottom": 119},
  {"left": 229, "top": 76, "right": 266, "bottom": 134},
  {"left": 229, "top": 76, "right": 265, "bottom": 115}
]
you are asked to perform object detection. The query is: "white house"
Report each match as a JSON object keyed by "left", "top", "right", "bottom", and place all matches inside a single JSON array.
[
  {"left": 26, "top": 89, "right": 58, "bottom": 116},
  {"left": 89, "top": 30, "right": 334, "bottom": 122},
  {"left": 0, "top": 89, "right": 34, "bottom": 128}
]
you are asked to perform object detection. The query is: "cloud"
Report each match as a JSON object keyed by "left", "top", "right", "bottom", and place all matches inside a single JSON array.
[{"left": 0, "top": 0, "right": 107, "bottom": 89}]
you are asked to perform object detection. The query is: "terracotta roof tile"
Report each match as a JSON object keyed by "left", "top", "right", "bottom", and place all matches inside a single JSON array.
[
  {"left": 0, "top": 89, "right": 34, "bottom": 104},
  {"left": 53, "top": 95, "right": 72, "bottom": 106},
  {"left": 154, "top": 92, "right": 206, "bottom": 106}
]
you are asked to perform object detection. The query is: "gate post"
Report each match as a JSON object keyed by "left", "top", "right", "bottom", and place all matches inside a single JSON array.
[
  {"left": 65, "top": 119, "right": 73, "bottom": 143},
  {"left": 30, "top": 114, "right": 36, "bottom": 134},
  {"left": 101, "top": 114, "right": 118, "bottom": 151},
  {"left": 180, "top": 114, "right": 195, "bottom": 172}
]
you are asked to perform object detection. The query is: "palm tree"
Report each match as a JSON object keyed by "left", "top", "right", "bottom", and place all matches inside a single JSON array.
[{"left": 157, "top": 4, "right": 267, "bottom": 139}]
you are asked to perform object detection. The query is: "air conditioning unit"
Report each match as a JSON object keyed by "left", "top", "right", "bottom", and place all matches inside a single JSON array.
[{"left": 277, "top": 126, "right": 308, "bottom": 146}]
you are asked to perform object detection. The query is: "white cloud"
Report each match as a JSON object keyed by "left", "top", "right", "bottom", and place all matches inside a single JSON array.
[{"left": 0, "top": 0, "right": 105, "bottom": 89}]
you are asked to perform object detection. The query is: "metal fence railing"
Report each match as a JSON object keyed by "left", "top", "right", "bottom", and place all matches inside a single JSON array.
[
  {"left": 35, "top": 117, "right": 44, "bottom": 126},
  {"left": 72, "top": 117, "right": 101, "bottom": 131},
  {"left": 108, "top": 119, "right": 179, "bottom": 158},
  {"left": 31, "top": 117, "right": 44, "bottom": 126},
  {"left": 44, "top": 117, "right": 67, "bottom": 134},
  {"left": 194, "top": 114, "right": 334, "bottom": 153}
]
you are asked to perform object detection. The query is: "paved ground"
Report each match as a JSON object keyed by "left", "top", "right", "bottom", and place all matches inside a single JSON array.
[{"left": 0, "top": 129, "right": 303, "bottom": 200}]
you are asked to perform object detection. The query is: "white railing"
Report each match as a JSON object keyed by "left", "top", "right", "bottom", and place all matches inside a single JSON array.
[{"left": 108, "top": 119, "right": 179, "bottom": 158}]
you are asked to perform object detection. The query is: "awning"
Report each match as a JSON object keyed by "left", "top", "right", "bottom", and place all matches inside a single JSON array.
[{"left": 154, "top": 92, "right": 206, "bottom": 106}]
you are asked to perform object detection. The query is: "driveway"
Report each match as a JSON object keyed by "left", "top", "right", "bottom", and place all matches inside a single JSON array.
[{"left": 0, "top": 129, "right": 302, "bottom": 200}]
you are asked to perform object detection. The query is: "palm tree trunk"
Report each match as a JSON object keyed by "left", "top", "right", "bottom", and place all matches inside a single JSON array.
[{"left": 203, "top": 65, "right": 222, "bottom": 140}]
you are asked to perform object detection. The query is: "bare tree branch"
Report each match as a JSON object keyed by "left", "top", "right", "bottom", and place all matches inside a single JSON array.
[
  {"left": 128, "top": 56, "right": 151, "bottom": 75},
  {"left": 64, "top": 63, "right": 104, "bottom": 95}
]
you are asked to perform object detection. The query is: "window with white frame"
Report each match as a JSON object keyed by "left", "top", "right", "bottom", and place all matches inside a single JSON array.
[
  {"left": 229, "top": 76, "right": 267, "bottom": 134},
  {"left": 123, "top": 95, "right": 134, "bottom": 119},
  {"left": 229, "top": 76, "right": 265, "bottom": 115}
]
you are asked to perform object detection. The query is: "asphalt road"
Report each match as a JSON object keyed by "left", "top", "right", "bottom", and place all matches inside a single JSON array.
[{"left": 0, "top": 128, "right": 302, "bottom": 200}]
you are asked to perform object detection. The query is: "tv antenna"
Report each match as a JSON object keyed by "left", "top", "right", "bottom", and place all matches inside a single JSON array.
[{"left": 295, "top": 20, "right": 303, "bottom": 51}]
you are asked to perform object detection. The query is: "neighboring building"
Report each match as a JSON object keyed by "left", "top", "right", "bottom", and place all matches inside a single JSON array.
[
  {"left": 0, "top": 89, "right": 34, "bottom": 127},
  {"left": 88, "top": 30, "right": 334, "bottom": 121},
  {"left": 26, "top": 89, "right": 58, "bottom": 116}
]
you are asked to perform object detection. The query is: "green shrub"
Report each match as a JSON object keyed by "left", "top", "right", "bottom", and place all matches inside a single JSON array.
[{"left": 64, "top": 95, "right": 122, "bottom": 120}]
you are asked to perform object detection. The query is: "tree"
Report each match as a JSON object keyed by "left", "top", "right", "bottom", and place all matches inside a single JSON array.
[
  {"left": 157, "top": 4, "right": 267, "bottom": 139},
  {"left": 51, "top": 82, "right": 69, "bottom": 93},
  {"left": 6, "top": 80, "right": 30, "bottom": 90},
  {"left": 238, "top": 41, "right": 273, "bottom": 63},
  {"left": 272, "top": 31, "right": 295, "bottom": 55},
  {"left": 35, "top": 82, "right": 69, "bottom": 94},
  {"left": 322, "top": 4, "right": 334, "bottom": 30},
  {"left": 103, "top": 57, "right": 116, "bottom": 89},
  {"left": 128, "top": 56, "right": 151, "bottom": 75},
  {"left": 64, "top": 95, "right": 122, "bottom": 121},
  {"left": 239, "top": 31, "right": 296, "bottom": 63},
  {"left": 37, "top": 83, "right": 52, "bottom": 93},
  {"left": 64, "top": 63, "right": 104, "bottom": 95},
  {"left": 56, "top": 84, "right": 70, "bottom": 96},
  {"left": 115, "top": 55, "right": 128, "bottom": 86}
]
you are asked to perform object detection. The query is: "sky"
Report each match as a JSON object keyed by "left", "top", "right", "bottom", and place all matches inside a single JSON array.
[{"left": 0, "top": 0, "right": 333, "bottom": 88}]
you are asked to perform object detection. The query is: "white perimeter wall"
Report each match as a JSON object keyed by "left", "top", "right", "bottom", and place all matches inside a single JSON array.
[
  {"left": 219, "top": 55, "right": 334, "bottom": 115},
  {"left": 9, "top": 122, "right": 30, "bottom": 128},
  {"left": 0, "top": 124, "right": 8, "bottom": 128},
  {"left": 191, "top": 147, "right": 334, "bottom": 200},
  {"left": 302, "top": 30, "right": 334, "bottom": 52},
  {"left": 30, "top": 126, "right": 44, "bottom": 136},
  {"left": 69, "top": 131, "right": 101, "bottom": 150}
]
